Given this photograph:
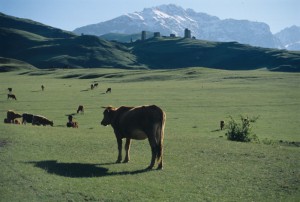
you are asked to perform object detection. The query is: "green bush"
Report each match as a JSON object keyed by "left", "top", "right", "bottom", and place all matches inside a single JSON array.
[{"left": 225, "top": 115, "right": 259, "bottom": 142}]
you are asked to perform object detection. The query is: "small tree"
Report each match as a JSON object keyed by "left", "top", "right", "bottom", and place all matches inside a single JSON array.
[{"left": 225, "top": 115, "right": 259, "bottom": 142}]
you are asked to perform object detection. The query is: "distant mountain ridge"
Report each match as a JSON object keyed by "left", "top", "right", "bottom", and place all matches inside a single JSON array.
[
  {"left": 275, "top": 26, "right": 300, "bottom": 51},
  {"left": 74, "top": 4, "right": 298, "bottom": 50}
]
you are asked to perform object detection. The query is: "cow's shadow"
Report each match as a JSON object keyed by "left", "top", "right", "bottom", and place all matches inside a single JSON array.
[{"left": 26, "top": 160, "right": 151, "bottom": 178}]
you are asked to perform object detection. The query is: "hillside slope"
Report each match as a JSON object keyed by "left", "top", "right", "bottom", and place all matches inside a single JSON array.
[
  {"left": 0, "top": 57, "right": 37, "bottom": 72},
  {"left": 0, "top": 13, "right": 140, "bottom": 69},
  {"left": 129, "top": 37, "right": 300, "bottom": 71}
]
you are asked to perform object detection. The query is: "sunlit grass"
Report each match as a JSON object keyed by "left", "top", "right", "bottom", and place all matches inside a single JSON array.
[{"left": 0, "top": 67, "right": 299, "bottom": 201}]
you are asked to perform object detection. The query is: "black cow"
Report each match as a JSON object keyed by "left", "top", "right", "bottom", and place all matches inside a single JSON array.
[
  {"left": 77, "top": 105, "right": 84, "bottom": 113},
  {"left": 7, "top": 94, "right": 17, "bottom": 100},
  {"left": 22, "top": 113, "right": 34, "bottom": 124},
  {"left": 100, "top": 105, "right": 166, "bottom": 169},
  {"left": 32, "top": 115, "right": 53, "bottom": 126}
]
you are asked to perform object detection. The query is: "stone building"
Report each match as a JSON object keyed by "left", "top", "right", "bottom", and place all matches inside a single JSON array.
[
  {"left": 154, "top": 32, "right": 161, "bottom": 37},
  {"left": 141, "top": 31, "right": 146, "bottom": 41},
  {"left": 184, "top": 28, "right": 191, "bottom": 38}
]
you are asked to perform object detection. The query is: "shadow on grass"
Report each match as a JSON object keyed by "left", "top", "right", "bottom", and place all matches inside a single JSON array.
[{"left": 26, "top": 160, "right": 152, "bottom": 178}]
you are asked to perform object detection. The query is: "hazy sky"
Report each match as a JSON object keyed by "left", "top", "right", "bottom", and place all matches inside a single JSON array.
[{"left": 1, "top": 0, "right": 299, "bottom": 33}]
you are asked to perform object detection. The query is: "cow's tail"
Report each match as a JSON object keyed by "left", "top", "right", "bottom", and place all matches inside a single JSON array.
[{"left": 156, "top": 110, "right": 166, "bottom": 169}]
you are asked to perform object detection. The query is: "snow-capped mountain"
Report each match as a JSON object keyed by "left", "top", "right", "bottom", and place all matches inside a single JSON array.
[
  {"left": 74, "top": 4, "right": 289, "bottom": 49},
  {"left": 275, "top": 26, "right": 300, "bottom": 50}
]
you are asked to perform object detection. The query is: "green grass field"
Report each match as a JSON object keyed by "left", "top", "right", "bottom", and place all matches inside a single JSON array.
[{"left": 0, "top": 67, "right": 299, "bottom": 201}]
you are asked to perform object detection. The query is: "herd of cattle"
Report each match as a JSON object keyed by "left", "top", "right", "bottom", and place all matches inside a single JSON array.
[
  {"left": 4, "top": 110, "right": 54, "bottom": 126},
  {"left": 4, "top": 107, "right": 84, "bottom": 128},
  {"left": 3, "top": 84, "right": 225, "bottom": 170},
  {"left": 4, "top": 85, "right": 112, "bottom": 128}
]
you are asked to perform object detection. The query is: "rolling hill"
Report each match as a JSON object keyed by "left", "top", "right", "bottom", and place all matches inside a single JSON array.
[
  {"left": 0, "top": 12, "right": 300, "bottom": 72},
  {"left": 129, "top": 37, "right": 300, "bottom": 71},
  {"left": 0, "top": 13, "right": 141, "bottom": 69}
]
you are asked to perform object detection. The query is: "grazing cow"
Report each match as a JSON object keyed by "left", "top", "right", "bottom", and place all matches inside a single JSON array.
[
  {"left": 7, "top": 110, "right": 22, "bottom": 123},
  {"left": 220, "top": 120, "right": 225, "bottom": 130},
  {"left": 100, "top": 105, "right": 166, "bottom": 169},
  {"left": 22, "top": 113, "right": 34, "bottom": 124},
  {"left": 32, "top": 115, "right": 53, "bottom": 126},
  {"left": 66, "top": 115, "right": 78, "bottom": 128},
  {"left": 94, "top": 83, "right": 98, "bottom": 87},
  {"left": 77, "top": 105, "right": 84, "bottom": 113},
  {"left": 7, "top": 94, "right": 17, "bottom": 100},
  {"left": 106, "top": 88, "right": 112, "bottom": 93},
  {"left": 91, "top": 84, "right": 94, "bottom": 90},
  {"left": 41, "top": 85, "right": 45, "bottom": 91}
]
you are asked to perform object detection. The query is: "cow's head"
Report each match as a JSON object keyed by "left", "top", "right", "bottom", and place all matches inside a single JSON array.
[{"left": 101, "top": 106, "right": 116, "bottom": 126}]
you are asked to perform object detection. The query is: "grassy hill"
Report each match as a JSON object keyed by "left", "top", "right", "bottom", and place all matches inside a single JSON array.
[
  {"left": 0, "top": 68, "right": 299, "bottom": 201},
  {"left": 0, "top": 12, "right": 75, "bottom": 39},
  {"left": 130, "top": 37, "right": 300, "bottom": 71},
  {"left": 0, "top": 57, "right": 37, "bottom": 72},
  {"left": 0, "top": 13, "right": 141, "bottom": 69},
  {"left": 1, "top": 12, "right": 300, "bottom": 72}
]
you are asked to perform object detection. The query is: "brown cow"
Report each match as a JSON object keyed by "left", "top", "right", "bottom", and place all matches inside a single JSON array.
[
  {"left": 7, "top": 94, "right": 17, "bottom": 100},
  {"left": 6, "top": 110, "right": 22, "bottom": 123},
  {"left": 106, "top": 88, "right": 111, "bottom": 93},
  {"left": 32, "top": 115, "right": 53, "bottom": 126},
  {"left": 77, "top": 105, "right": 84, "bottom": 113},
  {"left": 100, "top": 105, "right": 166, "bottom": 169}
]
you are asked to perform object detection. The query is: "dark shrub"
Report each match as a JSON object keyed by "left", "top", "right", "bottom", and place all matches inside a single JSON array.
[{"left": 226, "top": 115, "right": 259, "bottom": 142}]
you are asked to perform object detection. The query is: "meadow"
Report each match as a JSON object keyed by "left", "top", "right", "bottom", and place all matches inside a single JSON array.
[{"left": 0, "top": 67, "right": 299, "bottom": 201}]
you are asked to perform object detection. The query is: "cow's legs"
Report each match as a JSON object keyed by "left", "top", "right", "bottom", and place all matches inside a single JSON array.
[
  {"left": 157, "top": 144, "right": 163, "bottom": 170},
  {"left": 123, "top": 138, "right": 131, "bottom": 163},
  {"left": 147, "top": 136, "right": 157, "bottom": 169},
  {"left": 116, "top": 138, "right": 122, "bottom": 163}
]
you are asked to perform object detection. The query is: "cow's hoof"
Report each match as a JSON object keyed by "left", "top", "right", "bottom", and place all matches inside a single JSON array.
[
  {"left": 146, "top": 165, "right": 154, "bottom": 170},
  {"left": 116, "top": 160, "right": 122, "bottom": 164},
  {"left": 123, "top": 160, "right": 129, "bottom": 163}
]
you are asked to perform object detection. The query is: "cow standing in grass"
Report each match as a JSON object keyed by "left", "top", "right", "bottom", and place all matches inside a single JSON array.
[
  {"left": 77, "top": 105, "right": 84, "bottom": 113},
  {"left": 220, "top": 120, "right": 225, "bottom": 130},
  {"left": 100, "top": 105, "right": 166, "bottom": 169},
  {"left": 7, "top": 94, "right": 17, "bottom": 100}
]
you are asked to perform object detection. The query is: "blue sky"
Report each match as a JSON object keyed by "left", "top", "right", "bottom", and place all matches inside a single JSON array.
[{"left": 0, "top": 0, "right": 299, "bottom": 33}]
